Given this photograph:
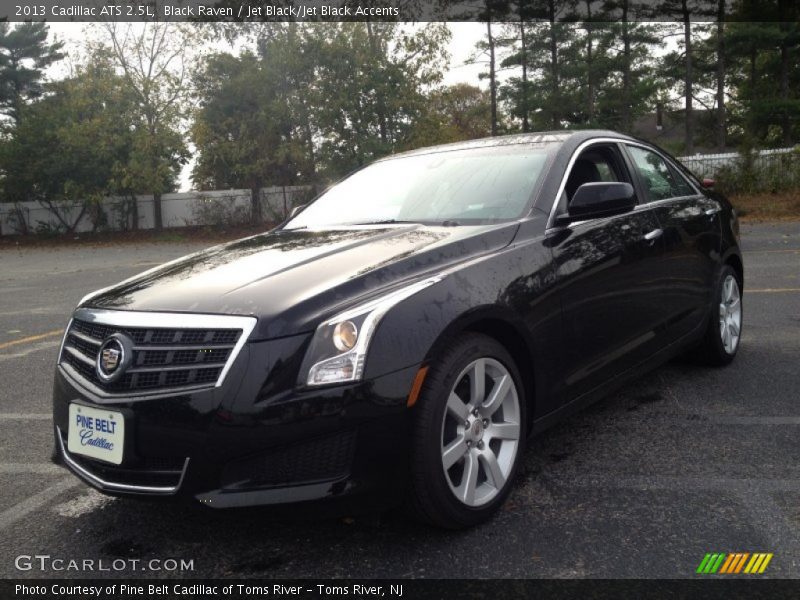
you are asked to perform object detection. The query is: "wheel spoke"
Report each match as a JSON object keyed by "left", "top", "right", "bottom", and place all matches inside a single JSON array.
[
  {"left": 481, "top": 374, "right": 511, "bottom": 416},
  {"left": 487, "top": 421, "right": 520, "bottom": 441},
  {"left": 729, "top": 321, "right": 739, "bottom": 338},
  {"left": 442, "top": 436, "right": 468, "bottom": 470},
  {"left": 479, "top": 450, "right": 506, "bottom": 489},
  {"left": 457, "top": 451, "right": 479, "bottom": 505},
  {"left": 470, "top": 359, "right": 486, "bottom": 404},
  {"left": 722, "top": 323, "right": 731, "bottom": 349},
  {"left": 724, "top": 278, "right": 733, "bottom": 302},
  {"left": 447, "top": 392, "right": 469, "bottom": 421}
]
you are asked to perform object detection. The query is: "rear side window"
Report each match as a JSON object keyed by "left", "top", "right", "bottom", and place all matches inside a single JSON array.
[{"left": 627, "top": 145, "right": 695, "bottom": 202}]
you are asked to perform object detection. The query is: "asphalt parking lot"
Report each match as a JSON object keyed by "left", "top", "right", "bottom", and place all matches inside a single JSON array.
[{"left": 0, "top": 222, "right": 798, "bottom": 579}]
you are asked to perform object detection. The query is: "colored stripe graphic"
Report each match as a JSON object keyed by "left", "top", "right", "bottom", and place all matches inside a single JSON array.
[
  {"left": 700, "top": 553, "right": 774, "bottom": 575},
  {"left": 734, "top": 553, "right": 750, "bottom": 573},
  {"left": 719, "top": 553, "right": 736, "bottom": 573},
  {"left": 696, "top": 554, "right": 713, "bottom": 574},
  {"left": 759, "top": 554, "right": 773, "bottom": 573},
  {"left": 720, "top": 553, "right": 738, "bottom": 574},
  {"left": 710, "top": 554, "right": 726, "bottom": 573}
]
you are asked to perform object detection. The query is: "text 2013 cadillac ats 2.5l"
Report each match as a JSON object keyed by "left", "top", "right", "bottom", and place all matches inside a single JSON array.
[{"left": 53, "top": 130, "right": 743, "bottom": 528}]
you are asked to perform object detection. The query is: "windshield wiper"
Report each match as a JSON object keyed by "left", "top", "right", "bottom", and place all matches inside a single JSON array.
[{"left": 345, "top": 219, "right": 418, "bottom": 226}]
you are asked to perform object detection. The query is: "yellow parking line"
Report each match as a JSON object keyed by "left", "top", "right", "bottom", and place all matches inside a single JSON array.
[
  {"left": 0, "top": 329, "right": 62, "bottom": 350},
  {"left": 748, "top": 288, "right": 800, "bottom": 293},
  {"left": 747, "top": 249, "right": 800, "bottom": 254}
]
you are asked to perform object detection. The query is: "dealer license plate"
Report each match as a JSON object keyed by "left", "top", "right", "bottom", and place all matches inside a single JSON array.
[{"left": 67, "top": 403, "right": 125, "bottom": 465}]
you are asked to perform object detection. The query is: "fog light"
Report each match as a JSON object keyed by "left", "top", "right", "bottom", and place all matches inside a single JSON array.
[{"left": 332, "top": 320, "right": 358, "bottom": 352}]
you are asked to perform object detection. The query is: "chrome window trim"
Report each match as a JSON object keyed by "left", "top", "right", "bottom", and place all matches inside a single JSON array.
[
  {"left": 65, "top": 309, "right": 257, "bottom": 390},
  {"left": 56, "top": 426, "right": 188, "bottom": 495},
  {"left": 545, "top": 137, "right": 703, "bottom": 232}
]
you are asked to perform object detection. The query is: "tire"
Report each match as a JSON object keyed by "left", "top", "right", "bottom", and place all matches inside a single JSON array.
[
  {"left": 408, "top": 333, "right": 526, "bottom": 529},
  {"left": 692, "top": 264, "right": 743, "bottom": 366}
]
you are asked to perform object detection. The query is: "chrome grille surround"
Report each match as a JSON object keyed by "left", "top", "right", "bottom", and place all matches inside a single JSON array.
[{"left": 58, "top": 308, "right": 257, "bottom": 397}]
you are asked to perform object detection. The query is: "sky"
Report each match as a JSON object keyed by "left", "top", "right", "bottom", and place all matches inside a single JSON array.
[
  {"left": 45, "top": 22, "right": 490, "bottom": 191},
  {"left": 47, "top": 22, "right": 489, "bottom": 86}
]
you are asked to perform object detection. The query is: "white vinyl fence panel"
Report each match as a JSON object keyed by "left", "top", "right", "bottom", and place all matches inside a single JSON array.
[
  {"left": 0, "top": 186, "right": 314, "bottom": 236},
  {"left": 678, "top": 147, "right": 798, "bottom": 178}
]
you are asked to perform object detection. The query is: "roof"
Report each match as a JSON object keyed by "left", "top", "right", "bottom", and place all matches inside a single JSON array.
[{"left": 385, "top": 129, "right": 635, "bottom": 161}]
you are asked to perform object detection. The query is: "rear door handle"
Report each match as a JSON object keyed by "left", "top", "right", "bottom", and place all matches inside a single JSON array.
[{"left": 643, "top": 228, "right": 663, "bottom": 242}]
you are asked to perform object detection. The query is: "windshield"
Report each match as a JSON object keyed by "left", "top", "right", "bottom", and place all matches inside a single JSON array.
[{"left": 285, "top": 145, "right": 552, "bottom": 229}]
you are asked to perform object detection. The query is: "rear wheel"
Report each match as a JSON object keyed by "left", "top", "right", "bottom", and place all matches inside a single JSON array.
[
  {"left": 693, "top": 264, "right": 742, "bottom": 366},
  {"left": 408, "top": 334, "right": 525, "bottom": 529}
]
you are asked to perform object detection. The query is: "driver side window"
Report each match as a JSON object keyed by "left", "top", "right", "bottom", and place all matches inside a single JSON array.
[
  {"left": 565, "top": 147, "right": 627, "bottom": 203},
  {"left": 554, "top": 145, "right": 630, "bottom": 220}
]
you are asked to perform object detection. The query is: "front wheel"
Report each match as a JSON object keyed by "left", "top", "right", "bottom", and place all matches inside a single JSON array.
[
  {"left": 408, "top": 334, "right": 526, "bottom": 529},
  {"left": 693, "top": 264, "right": 743, "bottom": 366}
]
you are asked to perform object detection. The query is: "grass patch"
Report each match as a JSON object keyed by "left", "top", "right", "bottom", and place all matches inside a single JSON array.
[{"left": 731, "top": 190, "right": 800, "bottom": 222}]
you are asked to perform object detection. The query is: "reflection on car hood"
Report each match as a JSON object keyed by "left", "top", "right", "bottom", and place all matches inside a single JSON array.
[{"left": 85, "top": 223, "right": 519, "bottom": 339}]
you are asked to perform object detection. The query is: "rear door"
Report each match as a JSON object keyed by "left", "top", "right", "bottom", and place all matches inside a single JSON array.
[
  {"left": 623, "top": 143, "right": 722, "bottom": 344},
  {"left": 546, "top": 142, "right": 666, "bottom": 404}
]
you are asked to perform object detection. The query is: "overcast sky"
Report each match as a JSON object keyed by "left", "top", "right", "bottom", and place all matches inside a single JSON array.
[{"left": 46, "top": 22, "right": 489, "bottom": 86}]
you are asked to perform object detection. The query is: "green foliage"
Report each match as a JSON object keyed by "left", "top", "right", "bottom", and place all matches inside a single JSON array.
[
  {"left": 310, "top": 22, "right": 450, "bottom": 178},
  {"left": 0, "top": 22, "right": 64, "bottom": 123},
  {"left": 0, "top": 57, "right": 139, "bottom": 232},
  {"left": 714, "top": 149, "right": 800, "bottom": 196},
  {"left": 497, "top": 5, "right": 662, "bottom": 133},
  {"left": 94, "top": 22, "right": 195, "bottom": 228},
  {"left": 724, "top": 12, "right": 800, "bottom": 146},
  {"left": 405, "top": 83, "right": 492, "bottom": 148},
  {"left": 191, "top": 30, "right": 313, "bottom": 195},
  {"left": 192, "top": 23, "right": 451, "bottom": 189}
]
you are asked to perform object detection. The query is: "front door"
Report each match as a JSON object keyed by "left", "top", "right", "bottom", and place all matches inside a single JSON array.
[{"left": 547, "top": 143, "right": 666, "bottom": 402}]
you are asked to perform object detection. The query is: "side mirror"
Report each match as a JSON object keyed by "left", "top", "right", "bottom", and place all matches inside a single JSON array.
[
  {"left": 562, "top": 182, "right": 636, "bottom": 223},
  {"left": 288, "top": 203, "right": 307, "bottom": 219}
]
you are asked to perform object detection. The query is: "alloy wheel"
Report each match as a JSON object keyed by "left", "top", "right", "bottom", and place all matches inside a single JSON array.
[
  {"left": 440, "top": 357, "right": 521, "bottom": 507},
  {"left": 719, "top": 274, "right": 742, "bottom": 354}
]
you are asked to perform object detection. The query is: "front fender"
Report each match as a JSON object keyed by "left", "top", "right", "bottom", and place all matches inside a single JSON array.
[{"left": 364, "top": 238, "right": 562, "bottom": 419}]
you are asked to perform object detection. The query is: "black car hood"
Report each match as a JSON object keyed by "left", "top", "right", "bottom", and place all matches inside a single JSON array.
[{"left": 85, "top": 223, "right": 519, "bottom": 339}]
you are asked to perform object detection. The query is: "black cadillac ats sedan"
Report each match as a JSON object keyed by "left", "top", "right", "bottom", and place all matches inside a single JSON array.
[{"left": 53, "top": 130, "right": 743, "bottom": 528}]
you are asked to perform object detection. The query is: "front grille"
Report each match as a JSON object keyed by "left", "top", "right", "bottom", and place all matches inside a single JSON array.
[
  {"left": 221, "top": 431, "right": 357, "bottom": 489},
  {"left": 60, "top": 316, "right": 244, "bottom": 395}
]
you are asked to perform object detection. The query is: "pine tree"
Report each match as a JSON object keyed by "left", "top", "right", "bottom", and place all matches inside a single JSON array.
[{"left": 0, "top": 22, "right": 64, "bottom": 124}]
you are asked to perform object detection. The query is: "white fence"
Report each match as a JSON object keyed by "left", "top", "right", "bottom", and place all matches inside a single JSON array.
[
  {"left": 678, "top": 147, "right": 798, "bottom": 178},
  {"left": 0, "top": 186, "right": 314, "bottom": 236}
]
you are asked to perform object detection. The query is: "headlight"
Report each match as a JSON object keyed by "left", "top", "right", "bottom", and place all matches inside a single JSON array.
[{"left": 305, "top": 277, "right": 441, "bottom": 386}]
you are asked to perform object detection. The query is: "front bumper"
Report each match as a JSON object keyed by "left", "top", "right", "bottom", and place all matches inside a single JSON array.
[{"left": 53, "top": 334, "right": 420, "bottom": 510}]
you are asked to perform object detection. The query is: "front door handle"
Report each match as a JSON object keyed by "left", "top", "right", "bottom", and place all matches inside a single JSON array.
[{"left": 643, "top": 228, "right": 663, "bottom": 242}]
